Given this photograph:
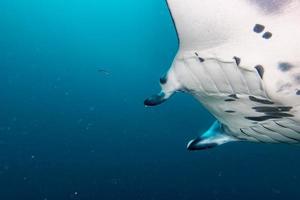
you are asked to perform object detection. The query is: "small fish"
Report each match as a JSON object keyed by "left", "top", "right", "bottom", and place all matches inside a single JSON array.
[{"left": 97, "top": 69, "right": 110, "bottom": 76}]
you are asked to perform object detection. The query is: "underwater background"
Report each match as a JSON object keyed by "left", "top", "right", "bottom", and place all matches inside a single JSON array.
[{"left": 1, "top": 0, "right": 300, "bottom": 199}]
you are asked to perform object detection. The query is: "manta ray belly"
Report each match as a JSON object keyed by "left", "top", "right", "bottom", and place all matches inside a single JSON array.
[
  {"left": 163, "top": 51, "right": 300, "bottom": 144},
  {"left": 145, "top": 0, "right": 300, "bottom": 149}
]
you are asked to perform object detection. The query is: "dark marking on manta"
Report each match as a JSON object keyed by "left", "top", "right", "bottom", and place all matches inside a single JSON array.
[
  {"left": 245, "top": 115, "right": 282, "bottom": 122},
  {"left": 255, "top": 65, "right": 264, "bottom": 79},
  {"left": 269, "top": 112, "right": 294, "bottom": 117},
  {"left": 263, "top": 32, "right": 272, "bottom": 39},
  {"left": 233, "top": 57, "right": 241, "bottom": 66},
  {"left": 249, "top": 96, "right": 274, "bottom": 105},
  {"left": 195, "top": 52, "right": 205, "bottom": 62},
  {"left": 225, "top": 99, "right": 236, "bottom": 102},
  {"left": 198, "top": 57, "right": 205, "bottom": 62},
  {"left": 252, "top": 106, "right": 293, "bottom": 113},
  {"left": 228, "top": 94, "right": 239, "bottom": 99},
  {"left": 278, "top": 62, "right": 294, "bottom": 72},
  {"left": 253, "top": 24, "right": 265, "bottom": 33},
  {"left": 297, "top": 90, "right": 300, "bottom": 95},
  {"left": 160, "top": 74, "right": 168, "bottom": 84},
  {"left": 246, "top": 104, "right": 294, "bottom": 122},
  {"left": 225, "top": 110, "right": 236, "bottom": 113}
]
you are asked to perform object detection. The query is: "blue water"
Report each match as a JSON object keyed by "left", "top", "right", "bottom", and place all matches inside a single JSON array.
[{"left": 1, "top": 0, "right": 300, "bottom": 199}]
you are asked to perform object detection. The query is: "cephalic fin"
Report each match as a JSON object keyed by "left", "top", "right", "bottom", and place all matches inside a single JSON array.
[
  {"left": 144, "top": 68, "right": 181, "bottom": 107},
  {"left": 144, "top": 92, "right": 168, "bottom": 107}
]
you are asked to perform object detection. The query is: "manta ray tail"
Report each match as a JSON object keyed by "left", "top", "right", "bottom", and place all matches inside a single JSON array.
[
  {"left": 144, "top": 68, "right": 181, "bottom": 107},
  {"left": 187, "top": 121, "right": 238, "bottom": 151}
]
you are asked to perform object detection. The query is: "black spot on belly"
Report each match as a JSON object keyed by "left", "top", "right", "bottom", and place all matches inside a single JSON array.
[
  {"left": 160, "top": 74, "right": 168, "bottom": 84},
  {"left": 195, "top": 52, "right": 205, "bottom": 62},
  {"left": 245, "top": 115, "right": 282, "bottom": 122},
  {"left": 253, "top": 24, "right": 265, "bottom": 33},
  {"left": 253, "top": 106, "right": 293, "bottom": 113},
  {"left": 297, "top": 90, "right": 300, "bottom": 95},
  {"left": 225, "top": 110, "right": 236, "bottom": 113},
  {"left": 263, "top": 32, "right": 272, "bottom": 39},
  {"left": 255, "top": 65, "right": 264, "bottom": 79},
  {"left": 269, "top": 112, "right": 294, "bottom": 117},
  {"left": 228, "top": 94, "right": 239, "bottom": 99},
  {"left": 249, "top": 96, "right": 274, "bottom": 104},
  {"left": 247, "top": 105, "right": 294, "bottom": 122},
  {"left": 233, "top": 56, "right": 241, "bottom": 66},
  {"left": 278, "top": 62, "right": 294, "bottom": 72},
  {"left": 225, "top": 99, "right": 236, "bottom": 102},
  {"left": 198, "top": 57, "right": 205, "bottom": 62}
]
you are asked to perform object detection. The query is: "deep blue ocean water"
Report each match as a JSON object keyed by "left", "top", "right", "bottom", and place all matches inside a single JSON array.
[{"left": 1, "top": 0, "right": 300, "bottom": 199}]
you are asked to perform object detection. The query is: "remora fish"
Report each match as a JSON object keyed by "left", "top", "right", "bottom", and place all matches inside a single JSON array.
[{"left": 145, "top": 0, "right": 300, "bottom": 150}]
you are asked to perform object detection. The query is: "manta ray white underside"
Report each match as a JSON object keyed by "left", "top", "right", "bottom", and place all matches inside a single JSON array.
[{"left": 145, "top": 0, "right": 300, "bottom": 150}]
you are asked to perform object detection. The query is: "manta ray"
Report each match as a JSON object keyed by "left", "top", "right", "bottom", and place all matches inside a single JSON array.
[{"left": 145, "top": 0, "right": 300, "bottom": 150}]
